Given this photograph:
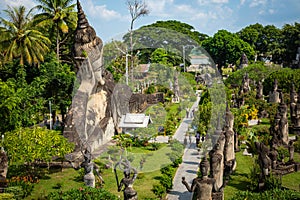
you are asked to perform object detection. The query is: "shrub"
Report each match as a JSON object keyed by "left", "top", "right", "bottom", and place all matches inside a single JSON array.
[
  {"left": 152, "top": 184, "right": 165, "bottom": 199},
  {"left": 6, "top": 179, "right": 34, "bottom": 199},
  {"left": 159, "top": 174, "right": 173, "bottom": 191},
  {"left": 47, "top": 187, "right": 118, "bottom": 200},
  {"left": 229, "top": 188, "right": 300, "bottom": 200},
  {"left": 0, "top": 193, "right": 15, "bottom": 200},
  {"left": 277, "top": 146, "right": 289, "bottom": 161}
]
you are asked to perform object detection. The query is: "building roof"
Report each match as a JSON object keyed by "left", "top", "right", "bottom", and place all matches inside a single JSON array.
[{"left": 118, "top": 113, "right": 152, "bottom": 128}]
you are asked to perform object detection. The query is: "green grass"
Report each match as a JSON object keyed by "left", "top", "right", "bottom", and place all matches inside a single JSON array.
[
  {"left": 224, "top": 150, "right": 253, "bottom": 199},
  {"left": 25, "top": 168, "right": 84, "bottom": 200}
]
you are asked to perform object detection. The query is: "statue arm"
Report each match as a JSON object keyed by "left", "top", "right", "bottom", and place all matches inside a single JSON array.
[
  {"left": 118, "top": 179, "right": 124, "bottom": 192},
  {"left": 181, "top": 177, "right": 193, "bottom": 192},
  {"left": 93, "top": 163, "right": 105, "bottom": 183}
]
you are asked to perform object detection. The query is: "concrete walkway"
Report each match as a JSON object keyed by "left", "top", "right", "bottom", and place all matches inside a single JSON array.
[{"left": 166, "top": 96, "right": 202, "bottom": 200}]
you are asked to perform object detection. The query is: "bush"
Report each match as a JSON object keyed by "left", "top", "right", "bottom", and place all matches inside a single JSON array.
[
  {"left": 229, "top": 188, "right": 300, "bottom": 200},
  {"left": 0, "top": 193, "right": 15, "bottom": 200},
  {"left": 47, "top": 187, "right": 118, "bottom": 200},
  {"left": 277, "top": 146, "right": 289, "bottom": 160},
  {"left": 152, "top": 184, "right": 165, "bottom": 199},
  {"left": 159, "top": 174, "right": 173, "bottom": 191},
  {"left": 6, "top": 179, "right": 34, "bottom": 199}
]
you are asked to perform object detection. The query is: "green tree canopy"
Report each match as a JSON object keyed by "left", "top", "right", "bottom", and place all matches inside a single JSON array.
[
  {"left": 0, "top": 5, "right": 51, "bottom": 66},
  {"left": 202, "top": 29, "right": 255, "bottom": 69}
]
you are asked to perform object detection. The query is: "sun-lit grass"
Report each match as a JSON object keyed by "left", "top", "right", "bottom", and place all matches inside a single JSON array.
[{"left": 25, "top": 168, "right": 84, "bottom": 200}]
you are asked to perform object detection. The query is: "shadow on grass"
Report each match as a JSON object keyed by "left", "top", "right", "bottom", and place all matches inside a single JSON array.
[{"left": 226, "top": 172, "right": 251, "bottom": 191}]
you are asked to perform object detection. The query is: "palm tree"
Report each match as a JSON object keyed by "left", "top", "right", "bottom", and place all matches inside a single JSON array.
[
  {"left": 0, "top": 6, "right": 51, "bottom": 66},
  {"left": 34, "top": 0, "right": 77, "bottom": 61}
]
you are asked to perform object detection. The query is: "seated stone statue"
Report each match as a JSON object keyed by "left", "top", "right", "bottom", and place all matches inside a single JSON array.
[
  {"left": 182, "top": 155, "right": 215, "bottom": 200},
  {"left": 118, "top": 167, "right": 138, "bottom": 200}
]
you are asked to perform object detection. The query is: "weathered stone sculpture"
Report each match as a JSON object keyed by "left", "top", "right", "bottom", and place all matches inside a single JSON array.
[
  {"left": 223, "top": 105, "right": 236, "bottom": 177},
  {"left": 293, "top": 90, "right": 300, "bottom": 135},
  {"left": 256, "top": 80, "right": 264, "bottom": 100},
  {"left": 255, "top": 142, "right": 271, "bottom": 178},
  {"left": 241, "top": 73, "right": 250, "bottom": 94},
  {"left": 209, "top": 133, "right": 225, "bottom": 194},
  {"left": 278, "top": 91, "right": 289, "bottom": 145},
  {"left": 116, "top": 161, "right": 138, "bottom": 200},
  {"left": 64, "top": 0, "right": 115, "bottom": 153},
  {"left": 72, "top": 149, "right": 104, "bottom": 187},
  {"left": 269, "top": 79, "right": 280, "bottom": 103},
  {"left": 0, "top": 148, "right": 8, "bottom": 182},
  {"left": 239, "top": 53, "right": 248, "bottom": 69},
  {"left": 288, "top": 140, "right": 295, "bottom": 162},
  {"left": 268, "top": 145, "right": 279, "bottom": 169},
  {"left": 290, "top": 84, "right": 297, "bottom": 126},
  {"left": 182, "top": 155, "right": 215, "bottom": 200}
]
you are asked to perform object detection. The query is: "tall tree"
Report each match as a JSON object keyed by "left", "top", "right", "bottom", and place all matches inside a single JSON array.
[
  {"left": 126, "top": 0, "right": 149, "bottom": 80},
  {"left": 202, "top": 30, "right": 255, "bottom": 69},
  {"left": 0, "top": 6, "right": 51, "bottom": 66},
  {"left": 34, "top": 0, "right": 77, "bottom": 61}
]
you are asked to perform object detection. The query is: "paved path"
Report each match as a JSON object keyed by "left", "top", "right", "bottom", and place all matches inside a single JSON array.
[{"left": 166, "top": 96, "right": 202, "bottom": 200}]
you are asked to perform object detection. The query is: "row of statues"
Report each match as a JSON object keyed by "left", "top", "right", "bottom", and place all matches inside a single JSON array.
[{"left": 182, "top": 105, "right": 236, "bottom": 200}]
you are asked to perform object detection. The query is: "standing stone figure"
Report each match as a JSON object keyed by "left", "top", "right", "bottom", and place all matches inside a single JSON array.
[
  {"left": 209, "top": 133, "right": 225, "bottom": 193},
  {"left": 224, "top": 105, "right": 236, "bottom": 177},
  {"left": 278, "top": 92, "right": 289, "bottom": 145},
  {"left": 0, "top": 148, "right": 8, "bottom": 182},
  {"left": 118, "top": 166, "right": 138, "bottom": 200},
  {"left": 290, "top": 84, "right": 297, "bottom": 126},
  {"left": 182, "top": 155, "right": 215, "bottom": 200},
  {"left": 256, "top": 80, "right": 264, "bottom": 100},
  {"left": 72, "top": 149, "right": 104, "bottom": 187},
  {"left": 239, "top": 53, "right": 249, "bottom": 69},
  {"left": 269, "top": 79, "right": 280, "bottom": 103},
  {"left": 241, "top": 73, "right": 250, "bottom": 94},
  {"left": 255, "top": 142, "right": 271, "bottom": 178},
  {"left": 288, "top": 140, "right": 295, "bottom": 162}
]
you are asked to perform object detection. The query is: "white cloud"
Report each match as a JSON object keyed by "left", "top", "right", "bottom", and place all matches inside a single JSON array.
[
  {"left": 240, "top": 0, "right": 246, "bottom": 5},
  {"left": 147, "top": 0, "right": 174, "bottom": 16},
  {"left": 198, "top": 0, "right": 229, "bottom": 5},
  {"left": 249, "top": 0, "right": 268, "bottom": 8},
  {"left": 83, "top": 0, "right": 122, "bottom": 21},
  {"left": 0, "top": 0, "right": 36, "bottom": 11}
]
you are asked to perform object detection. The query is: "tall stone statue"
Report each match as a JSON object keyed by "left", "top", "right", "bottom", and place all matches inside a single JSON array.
[
  {"left": 64, "top": 0, "right": 115, "bottom": 154},
  {"left": 0, "top": 148, "right": 8, "bottom": 182},
  {"left": 182, "top": 155, "right": 215, "bottom": 200},
  {"left": 239, "top": 53, "right": 248, "bottom": 69},
  {"left": 224, "top": 105, "right": 236, "bottom": 177},
  {"left": 256, "top": 80, "right": 264, "bottom": 100},
  {"left": 269, "top": 79, "right": 280, "bottom": 103},
  {"left": 255, "top": 142, "right": 271, "bottom": 178},
  {"left": 172, "top": 71, "right": 180, "bottom": 103},
  {"left": 278, "top": 91, "right": 289, "bottom": 145},
  {"left": 209, "top": 133, "right": 225, "bottom": 193},
  {"left": 241, "top": 73, "right": 250, "bottom": 94},
  {"left": 290, "top": 84, "right": 297, "bottom": 127}
]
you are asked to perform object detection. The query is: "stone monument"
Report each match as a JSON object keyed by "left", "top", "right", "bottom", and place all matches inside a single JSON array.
[
  {"left": 269, "top": 79, "right": 280, "bottom": 103},
  {"left": 278, "top": 91, "right": 289, "bottom": 145},
  {"left": 256, "top": 80, "right": 264, "bottom": 100},
  {"left": 71, "top": 149, "right": 104, "bottom": 187},
  {"left": 209, "top": 132, "right": 225, "bottom": 198},
  {"left": 290, "top": 84, "right": 297, "bottom": 127},
  {"left": 182, "top": 155, "right": 215, "bottom": 200},
  {"left": 223, "top": 105, "right": 236, "bottom": 177},
  {"left": 239, "top": 53, "right": 248, "bottom": 69},
  {"left": 115, "top": 160, "right": 138, "bottom": 200},
  {"left": 0, "top": 148, "right": 8, "bottom": 181}
]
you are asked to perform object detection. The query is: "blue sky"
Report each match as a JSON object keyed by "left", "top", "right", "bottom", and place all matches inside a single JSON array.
[{"left": 1, "top": 0, "right": 299, "bottom": 43}]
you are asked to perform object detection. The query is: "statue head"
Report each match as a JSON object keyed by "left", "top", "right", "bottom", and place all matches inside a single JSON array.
[
  {"left": 200, "top": 155, "right": 209, "bottom": 177},
  {"left": 123, "top": 167, "right": 131, "bottom": 178}
]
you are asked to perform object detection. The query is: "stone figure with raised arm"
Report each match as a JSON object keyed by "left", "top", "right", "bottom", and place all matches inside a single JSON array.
[
  {"left": 182, "top": 154, "right": 215, "bottom": 200},
  {"left": 115, "top": 159, "right": 138, "bottom": 200}
]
